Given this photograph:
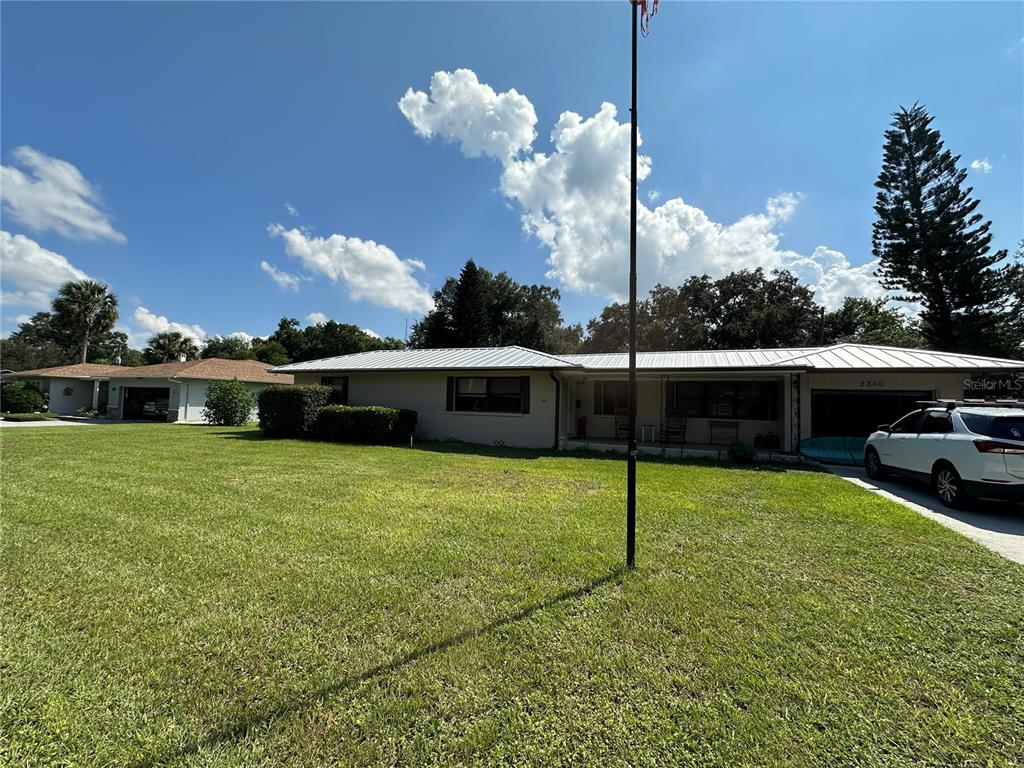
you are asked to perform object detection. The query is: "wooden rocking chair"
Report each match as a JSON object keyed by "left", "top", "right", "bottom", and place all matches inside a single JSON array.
[
  {"left": 614, "top": 407, "right": 630, "bottom": 440},
  {"left": 662, "top": 411, "right": 687, "bottom": 444}
]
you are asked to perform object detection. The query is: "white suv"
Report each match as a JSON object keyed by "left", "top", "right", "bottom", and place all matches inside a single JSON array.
[{"left": 864, "top": 402, "right": 1024, "bottom": 508}]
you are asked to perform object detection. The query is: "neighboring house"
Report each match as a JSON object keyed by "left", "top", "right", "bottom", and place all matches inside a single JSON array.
[
  {"left": 11, "top": 358, "right": 293, "bottom": 422},
  {"left": 272, "top": 343, "right": 1024, "bottom": 451}
]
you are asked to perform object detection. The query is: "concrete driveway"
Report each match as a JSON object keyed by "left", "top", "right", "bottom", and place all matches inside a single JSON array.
[{"left": 830, "top": 465, "right": 1024, "bottom": 565}]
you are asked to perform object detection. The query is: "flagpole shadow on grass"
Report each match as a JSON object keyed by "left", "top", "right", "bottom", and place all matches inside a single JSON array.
[{"left": 129, "top": 567, "right": 627, "bottom": 767}]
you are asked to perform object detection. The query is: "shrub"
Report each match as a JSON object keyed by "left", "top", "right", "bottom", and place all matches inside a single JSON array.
[
  {"left": 75, "top": 407, "right": 99, "bottom": 418},
  {"left": 258, "top": 385, "right": 331, "bottom": 437},
  {"left": 203, "top": 379, "right": 256, "bottom": 426},
  {"left": 1, "top": 382, "right": 45, "bottom": 414},
  {"left": 314, "top": 405, "right": 417, "bottom": 445},
  {"left": 728, "top": 441, "right": 755, "bottom": 464}
]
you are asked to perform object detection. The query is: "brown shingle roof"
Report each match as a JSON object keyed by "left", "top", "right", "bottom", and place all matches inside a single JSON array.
[
  {"left": 124, "top": 358, "right": 294, "bottom": 384},
  {"left": 14, "top": 358, "right": 293, "bottom": 384},
  {"left": 12, "top": 363, "right": 125, "bottom": 379}
]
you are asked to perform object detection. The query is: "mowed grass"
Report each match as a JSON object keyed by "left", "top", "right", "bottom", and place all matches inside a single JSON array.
[{"left": 1, "top": 426, "right": 1022, "bottom": 767}]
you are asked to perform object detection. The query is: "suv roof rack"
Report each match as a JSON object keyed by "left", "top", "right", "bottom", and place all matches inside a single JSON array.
[{"left": 916, "top": 399, "right": 1024, "bottom": 410}]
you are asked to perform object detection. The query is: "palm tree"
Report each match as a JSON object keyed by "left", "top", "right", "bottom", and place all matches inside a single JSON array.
[
  {"left": 143, "top": 331, "right": 200, "bottom": 364},
  {"left": 51, "top": 280, "right": 119, "bottom": 363}
]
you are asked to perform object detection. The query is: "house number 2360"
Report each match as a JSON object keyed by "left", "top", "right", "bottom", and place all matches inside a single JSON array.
[{"left": 859, "top": 380, "right": 885, "bottom": 388}]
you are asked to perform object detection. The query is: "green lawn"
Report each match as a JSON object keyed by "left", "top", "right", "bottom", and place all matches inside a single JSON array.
[{"left": 2, "top": 425, "right": 1022, "bottom": 767}]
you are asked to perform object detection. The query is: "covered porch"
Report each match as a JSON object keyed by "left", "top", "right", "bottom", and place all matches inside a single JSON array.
[{"left": 557, "top": 371, "right": 796, "bottom": 453}]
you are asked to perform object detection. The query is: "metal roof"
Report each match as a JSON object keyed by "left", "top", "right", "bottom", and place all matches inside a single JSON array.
[
  {"left": 561, "top": 348, "right": 814, "bottom": 371},
  {"left": 769, "top": 344, "right": 1024, "bottom": 371},
  {"left": 272, "top": 343, "right": 1024, "bottom": 374},
  {"left": 271, "top": 345, "right": 579, "bottom": 373}
]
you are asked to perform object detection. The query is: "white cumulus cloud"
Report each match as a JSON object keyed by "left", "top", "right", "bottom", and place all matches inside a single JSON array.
[
  {"left": 361, "top": 327, "right": 380, "bottom": 339},
  {"left": 781, "top": 247, "right": 888, "bottom": 310},
  {"left": 268, "top": 224, "right": 434, "bottom": 314},
  {"left": 970, "top": 158, "right": 993, "bottom": 174},
  {"left": 285, "top": 202, "right": 300, "bottom": 217},
  {"left": 260, "top": 260, "right": 304, "bottom": 292},
  {"left": 132, "top": 306, "right": 206, "bottom": 344},
  {"left": 398, "top": 68, "right": 537, "bottom": 161},
  {"left": 306, "top": 311, "right": 328, "bottom": 325},
  {"left": 401, "top": 70, "right": 891, "bottom": 309},
  {"left": 0, "top": 230, "right": 91, "bottom": 309},
  {"left": 0, "top": 146, "right": 126, "bottom": 242}
]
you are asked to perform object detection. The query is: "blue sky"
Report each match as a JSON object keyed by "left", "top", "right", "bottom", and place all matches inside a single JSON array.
[{"left": 2, "top": 1, "right": 1021, "bottom": 347}]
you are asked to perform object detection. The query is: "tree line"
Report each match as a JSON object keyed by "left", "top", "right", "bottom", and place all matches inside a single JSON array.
[
  {"left": 0, "top": 290, "right": 402, "bottom": 371},
  {"left": 2, "top": 103, "right": 1020, "bottom": 372}
]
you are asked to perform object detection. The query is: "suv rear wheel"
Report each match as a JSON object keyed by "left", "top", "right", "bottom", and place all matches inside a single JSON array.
[{"left": 933, "top": 463, "right": 967, "bottom": 509}]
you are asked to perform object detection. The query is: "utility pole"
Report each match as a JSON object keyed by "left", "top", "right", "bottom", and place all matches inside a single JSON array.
[
  {"left": 626, "top": 0, "right": 639, "bottom": 570},
  {"left": 626, "top": 0, "right": 657, "bottom": 571}
]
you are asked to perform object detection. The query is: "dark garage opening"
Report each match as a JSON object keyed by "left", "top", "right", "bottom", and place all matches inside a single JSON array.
[
  {"left": 122, "top": 387, "right": 170, "bottom": 421},
  {"left": 811, "top": 390, "right": 933, "bottom": 438}
]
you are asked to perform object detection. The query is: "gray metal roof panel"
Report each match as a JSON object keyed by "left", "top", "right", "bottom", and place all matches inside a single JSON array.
[
  {"left": 272, "top": 343, "right": 1024, "bottom": 375},
  {"left": 560, "top": 348, "right": 816, "bottom": 370},
  {"left": 771, "top": 344, "right": 1024, "bottom": 370},
  {"left": 271, "top": 345, "right": 580, "bottom": 373}
]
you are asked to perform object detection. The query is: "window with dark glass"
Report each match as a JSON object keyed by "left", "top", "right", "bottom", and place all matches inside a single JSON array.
[
  {"left": 920, "top": 412, "right": 953, "bottom": 434},
  {"left": 451, "top": 376, "right": 527, "bottom": 413},
  {"left": 321, "top": 376, "right": 349, "bottom": 405},
  {"left": 705, "top": 382, "right": 737, "bottom": 417},
  {"left": 667, "top": 382, "right": 703, "bottom": 416},
  {"left": 595, "top": 381, "right": 628, "bottom": 415},
  {"left": 889, "top": 411, "right": 924, "bottom": 434},
  {"left": 961, "top": 414, "right": 1024, "bottom": 440},
  {"left": 666, "top": 381, "right": 777, "bottom": 420}
]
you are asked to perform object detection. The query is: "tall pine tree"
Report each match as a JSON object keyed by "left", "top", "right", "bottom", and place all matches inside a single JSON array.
[
  {"left": 409, "top": 259, "right": 581, "bottom": 351},
  {"left": 450, "top": 260, "right": 491, "bottom": 346},
  {"left": 872, "top": 104, "right": 1007, "bottom": 353}
]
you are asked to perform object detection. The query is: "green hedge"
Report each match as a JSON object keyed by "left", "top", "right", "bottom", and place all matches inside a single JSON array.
[
  {"left": 257, "top": 385, "right": 331, "bottom": 438},
  {"left": 1, "top": 382, "right": 45, "bottom": 414},
  {"left": 314, "top": 405, "right": 417, "bottom": 445},
  {"left": 0, "top": 412, "right": 59, "bottom": 422}
]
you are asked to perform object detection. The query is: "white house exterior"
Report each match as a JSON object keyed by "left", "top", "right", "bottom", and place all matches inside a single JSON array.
[
  {"left": 274, "top": 344, "right": 1024, "bottom": 452},
  {"left": 12, "top": 359, "right": 293, "bottom": 422}
]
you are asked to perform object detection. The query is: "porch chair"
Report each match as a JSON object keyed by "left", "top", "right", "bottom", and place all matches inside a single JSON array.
[
  {"left": 614, "top": 408, "right": 630, "bottom": 440},
  {"left": 662, "top": 411, "right": 687, "bottom": 444}
]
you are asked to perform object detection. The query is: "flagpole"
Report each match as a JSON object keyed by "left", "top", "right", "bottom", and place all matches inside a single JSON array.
[{"left": 626, "top": 0, "right": 638, "bottom": 570}]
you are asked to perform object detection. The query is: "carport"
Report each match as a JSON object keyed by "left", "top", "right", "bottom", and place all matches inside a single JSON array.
[
  {"left": 121, "top": 386, "right": 170, "bottom": 420},
  {"left": 810, "top": 389, "right": 932, "bottom": 437}
]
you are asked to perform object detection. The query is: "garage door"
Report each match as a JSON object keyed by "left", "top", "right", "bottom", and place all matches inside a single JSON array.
[
  {"left": 810, "top": 390, "right": 932, "bottom": 438},
  {"left": 122, "top": 387, "right": 170, "bottom": 421}
]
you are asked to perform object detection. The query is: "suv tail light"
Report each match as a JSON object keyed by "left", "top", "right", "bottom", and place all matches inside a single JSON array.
[{"left": 973, "top": 439, "right": 1024, "bottom": 454}]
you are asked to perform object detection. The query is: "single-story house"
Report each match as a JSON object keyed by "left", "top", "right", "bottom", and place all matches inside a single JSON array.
[
  {"left": 272, "top": 343, "right": 1024, "bottom": 453},
  {"left": 11, "top": 358, "right": 293, "bottom": 422}
]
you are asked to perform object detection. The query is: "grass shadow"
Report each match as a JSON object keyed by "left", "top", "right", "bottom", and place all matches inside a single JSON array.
[
  {"left": 413, "top": 440, "right": 821, "bottom": 473},
  {"left": 129, "top": 567, "right": 626, "bottom": 767},
  {"left": 207, "top": 430, "right": 821, "bottom": 473},
  {"left": 210, "top": 428, "right": 274, "bottom": 441}
]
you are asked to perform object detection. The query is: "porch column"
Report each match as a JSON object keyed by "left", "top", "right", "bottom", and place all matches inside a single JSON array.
[
  {"left": 790, "top": 373, "right": 801, "bottom": 452},
  {"left": 91, "top": 380, "right": 100, "bottom": 410}
]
